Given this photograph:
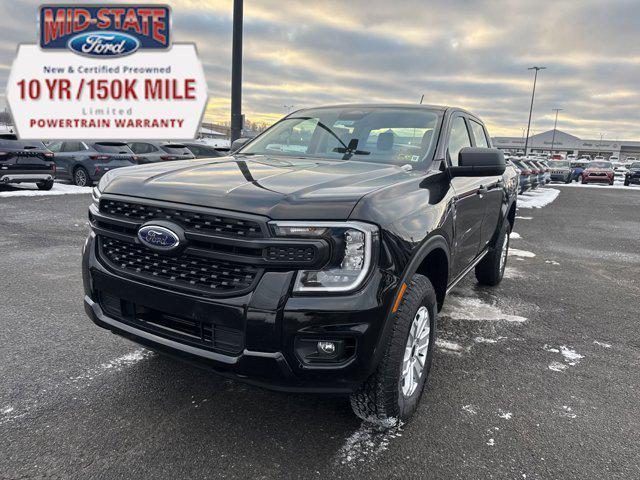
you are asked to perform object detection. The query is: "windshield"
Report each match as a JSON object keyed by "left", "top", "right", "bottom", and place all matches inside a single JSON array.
[
  {"left": 588, "top": 161, "right": 612, "bottom": 169},
  {"left": 549, "top": 161, "right": 570, "bottom": 168},
  {"left": 630, "top": 162, "right": 640, "bottom": 169},
  {"left": 240, "top": 106, "right": 442, "bottom": 166}
]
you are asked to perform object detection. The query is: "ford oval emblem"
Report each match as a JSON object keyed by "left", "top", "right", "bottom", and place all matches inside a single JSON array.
[
  {"left": 138, "top": 225, "right": 180, "bottom": 251},
  {"left": 67, "top": 31, "right": 140, "bottom": 58}
]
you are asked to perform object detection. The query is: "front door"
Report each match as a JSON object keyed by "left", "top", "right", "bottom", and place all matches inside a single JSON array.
[{"left": 447, "top": 115, "right": 486, "bottom": 278}]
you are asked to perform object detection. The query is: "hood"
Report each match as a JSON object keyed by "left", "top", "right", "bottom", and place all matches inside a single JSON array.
[{"left": 100, "top": 154, "right": 416, "bottom": 219}]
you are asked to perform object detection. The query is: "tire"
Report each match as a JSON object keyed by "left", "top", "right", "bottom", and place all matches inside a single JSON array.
[
  {"left": 36, "top": 179, "right": 54, "bottom": 190},
  {"left": 475, "top": 219, "right": 510, "bottom": 286},
  {"left": 565, "top": 176, "right": 571, "bottom": 184},
  {"left": 350, "top": 275, "right": 437, "bottom": 426},
  {"left": 624, "top": 179, "right": 630, "bottom": 186},
  {"left": 73, "top": 167, "right": 92, "bottom": 187}
]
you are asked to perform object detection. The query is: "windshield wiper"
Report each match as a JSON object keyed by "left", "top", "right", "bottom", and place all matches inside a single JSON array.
[{"left": 292, "top": 117, "right": 370, "bottom": 160}]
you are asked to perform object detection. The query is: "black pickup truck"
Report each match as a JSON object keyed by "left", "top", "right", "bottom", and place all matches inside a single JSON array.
[{"left": 83, "top": 105, "right": 518, "bottom": 424}]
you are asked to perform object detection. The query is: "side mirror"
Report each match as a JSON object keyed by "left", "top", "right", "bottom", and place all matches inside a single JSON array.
[
  {"left": 449, "top": 147, "right": 506, "bottom": 177},
  {"left": 230, "top": 137, "right": 251, "bottom": 153}
]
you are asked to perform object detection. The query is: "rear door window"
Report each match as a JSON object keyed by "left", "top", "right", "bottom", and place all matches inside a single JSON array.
[{"left": 469, "top": 120, "right": 489, "bottom": 148}]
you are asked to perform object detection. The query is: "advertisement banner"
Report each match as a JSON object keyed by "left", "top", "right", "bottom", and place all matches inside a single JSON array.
[{"left": 6, "top": 4, "right": 208, "bottom": 140}]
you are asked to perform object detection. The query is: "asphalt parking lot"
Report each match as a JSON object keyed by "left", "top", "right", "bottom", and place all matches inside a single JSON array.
[{"left": 1, "top": 184, "right": 639, "bottom": 479}]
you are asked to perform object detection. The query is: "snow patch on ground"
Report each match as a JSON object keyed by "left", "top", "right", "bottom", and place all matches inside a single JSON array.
[
  {"left": 0, "top": 182, "right": 91, "bottom": 197},
  {"left": 559, "top": 405, "right": 577, "bottom": 419},
  {"left": 544, "top": 344, "right": 585, "bottom": 371},
  {"left": 474, "top": 336, "right": 498, "bottom": 344},
  {"left": 462, "top": 404, "right": 478, "bottom": 415},
  {"left": 70, "top": 349, "right": 154, "bottom": 384},
  {"left": 548, "top": 361, "right": 568, "bottom": 372},
  {"left": 436, "top": 339, "right": 464, "bottom": 355},
  {"left": 1, "top": 406, "right": 14, "bottom": 415},
  {"left": 545, "top": 260, "right": 560, "bottom": 265},
  {"left": 510, "top": 232, "right": 522, "bottom": 239},
  {"left": 509, "top": 248, "right": 536, "bottom": 258},
  {"left": 486, "top": 438, "right": 495, "bottom": 446},
  {"left": 517, "top": 188, "right": 560, "bottom": 209},
  {"left": 441, "top": 295, "right": 527, "bottom": 323},
  {"left": 515, "top": 216, "right": 532, "bottom": 220},
  {"left": 503, "top": 266, "right": 526, "bottom": 279},
  {"left": 336, "top": 420, "right": 403, "bottom": 466},
  {"left": 498, "top": 409, "right": 513, "bottom": 420},
  {"left": 593, "top": 340, "right": 612, "bottom": 348}
]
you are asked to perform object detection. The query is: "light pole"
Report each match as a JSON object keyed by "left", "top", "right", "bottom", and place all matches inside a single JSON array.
[
  {"left": 598, "top": 133, "right": 605, "bottom": 156},
  {"left": 550, "top": 108, "right": 563, "bottom": 154},
  {"left": 230, "top": 0, "right": 243, "bottom": 142},
  {"left": 523, "top": 66, "right": 546, "bottom": 156}
]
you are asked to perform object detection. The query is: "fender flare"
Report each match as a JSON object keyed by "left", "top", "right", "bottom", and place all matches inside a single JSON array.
[{"left": 367, "top": 233, "right": 451, "bottom": 376}]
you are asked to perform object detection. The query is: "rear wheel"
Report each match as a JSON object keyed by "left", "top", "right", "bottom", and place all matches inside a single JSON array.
[
  {"left": 36, "top": 179, "right": 54, "bottom": 191},
  {"left": 475, "top": 219, "right": 510, "bottom": 286},
  {"left": 73, "top": 167, "right": 92, "bottom": 187},
  {"left": 350, "top": 275, "right": 437, "bottom": 426}
]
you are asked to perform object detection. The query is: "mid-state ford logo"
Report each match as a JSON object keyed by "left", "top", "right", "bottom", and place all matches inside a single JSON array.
[
  {"left": 39, "top": 5, "right": 170, "bottom": 52},
  {"left": 138, "top": 225, "right": 180, "bottom": 251},
  {"left": 68, "top": 31, "right": 140, "bottom": 58}
]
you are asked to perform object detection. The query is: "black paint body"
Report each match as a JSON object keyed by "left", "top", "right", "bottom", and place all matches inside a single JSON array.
[{"left": 82, "top": 105, "right": 518, "bottom": 393}]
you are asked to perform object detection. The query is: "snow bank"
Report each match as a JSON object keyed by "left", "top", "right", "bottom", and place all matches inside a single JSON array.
[
  {"left": 0, "top": 182, "right": 91, "bottom": 198},
  {"left": 518, "top": 188, "right": 560, "bottom": 208}
]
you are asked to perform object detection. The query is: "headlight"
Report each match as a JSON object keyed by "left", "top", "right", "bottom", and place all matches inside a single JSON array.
[
  {"left": 91, "top": 186, "right": 101, "bottom": 207},
  {"left": 97, "top": 168, "right": 118, "bottom": 192},
  {"left": 270, "top": 221, "right": 378, "bottom": 293}
]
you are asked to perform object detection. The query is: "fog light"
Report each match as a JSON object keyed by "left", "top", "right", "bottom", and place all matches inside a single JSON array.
[{"left": 317, "top": 341, "right": 336, "bottom": 355}]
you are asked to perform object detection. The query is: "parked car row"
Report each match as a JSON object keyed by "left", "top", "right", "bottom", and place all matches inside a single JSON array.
[
  {"left": 0, "top": 139, "right": 226, "bottom": 188},
  {"left": 507, "top": 158, "right": 551, "bottom": 193}
]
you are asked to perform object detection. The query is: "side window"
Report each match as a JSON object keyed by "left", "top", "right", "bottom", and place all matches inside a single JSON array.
[
  {"left": 469, "top": 120, "right": 489, "bottom": 148},
  {"left": 47, "top": 141, "right": 63, "bottom": 152},
  {"left": 188, "top": 146, "right": 201, "bottom": 155},
  {"left": 62, "top": 141, "right": 81, "bottom": 152},
  {"left": 128, "top": 143, "right": 140, "bottom": 154},
  {"left": 447, "top": 116, "right": 472, "bottom": 166}
]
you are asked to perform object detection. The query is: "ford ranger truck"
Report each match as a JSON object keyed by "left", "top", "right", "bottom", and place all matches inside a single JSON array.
[{"left": 83, "top": 105, "right": 518, "bottom": 425}]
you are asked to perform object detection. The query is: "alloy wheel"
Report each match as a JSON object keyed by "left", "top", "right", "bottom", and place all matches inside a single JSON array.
[
  {"left": 75, "top": 169, "right": 87, "bottom": 186},
  {"left": 401, "top": 306, "right": 431, "bottom": 397}
]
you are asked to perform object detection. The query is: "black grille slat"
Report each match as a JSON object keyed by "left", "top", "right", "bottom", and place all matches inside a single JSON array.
[
  {"left": 99, "top": 237, "right": 260, "bottom": 295},
  {"left": 100, "top": 199, "right": 263, "bottom": 238}
]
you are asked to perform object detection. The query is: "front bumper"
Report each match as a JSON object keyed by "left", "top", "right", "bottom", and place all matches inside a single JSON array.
[
  {"left": 82, "top": 232, "right": 397, "bottom": 393},
  {"left": 583, "top": 175, "right": 613, "bottom": 183},
  {"left": 550, "top": 172, "right": 570, "bottom": 182}
]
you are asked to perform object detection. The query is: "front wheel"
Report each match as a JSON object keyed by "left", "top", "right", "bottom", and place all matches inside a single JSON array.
[
  {"left": 350, "top": 275, "right": 437, "bottom": 426},
  {"left": 36, "top": 179, "right": 54, "bottom": 191},
  {"left": 624, "top": 178, "right": 630, "bottom": 186},
  {"left": 475, "top": 220, "right": 510, "bottom": 286}
]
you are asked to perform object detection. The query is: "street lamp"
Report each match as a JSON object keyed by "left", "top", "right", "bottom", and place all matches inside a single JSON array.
[
  {"left": 523, "top": 66, "right": 546, "bottom": 156},
  {"left": 550, "top": 108, "right": 563, "bottom": 154},
  {"left": 230, "top": 0, "right": 243, "bottom": 142}
]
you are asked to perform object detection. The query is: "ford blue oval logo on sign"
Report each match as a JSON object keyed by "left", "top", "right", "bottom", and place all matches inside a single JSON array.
[
  {"left": 138, "top": 225, "right": 180, "bottom": 251},
  {"left": 39, "top": 5, "right": 170, "bottom": 53},
  {"left": 68, "top": 31, "right": 140, "bottom": 58}
]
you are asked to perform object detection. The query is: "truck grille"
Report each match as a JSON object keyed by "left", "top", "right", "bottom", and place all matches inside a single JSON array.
[
  {"left": 98, "top": 237, "right": 260, "bottom": 295},
  {"left": 100, "top": 199, "right": 263, "bottom": 238}
]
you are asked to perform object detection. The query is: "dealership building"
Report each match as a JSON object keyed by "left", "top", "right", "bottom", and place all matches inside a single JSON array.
[{"left": 492, "top": 129, "right": 640, "bottom": 160}]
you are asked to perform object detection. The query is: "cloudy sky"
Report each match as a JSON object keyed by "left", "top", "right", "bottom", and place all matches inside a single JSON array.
[{"left": 1, "top": 0, "right": 638, "bottom": 139}]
